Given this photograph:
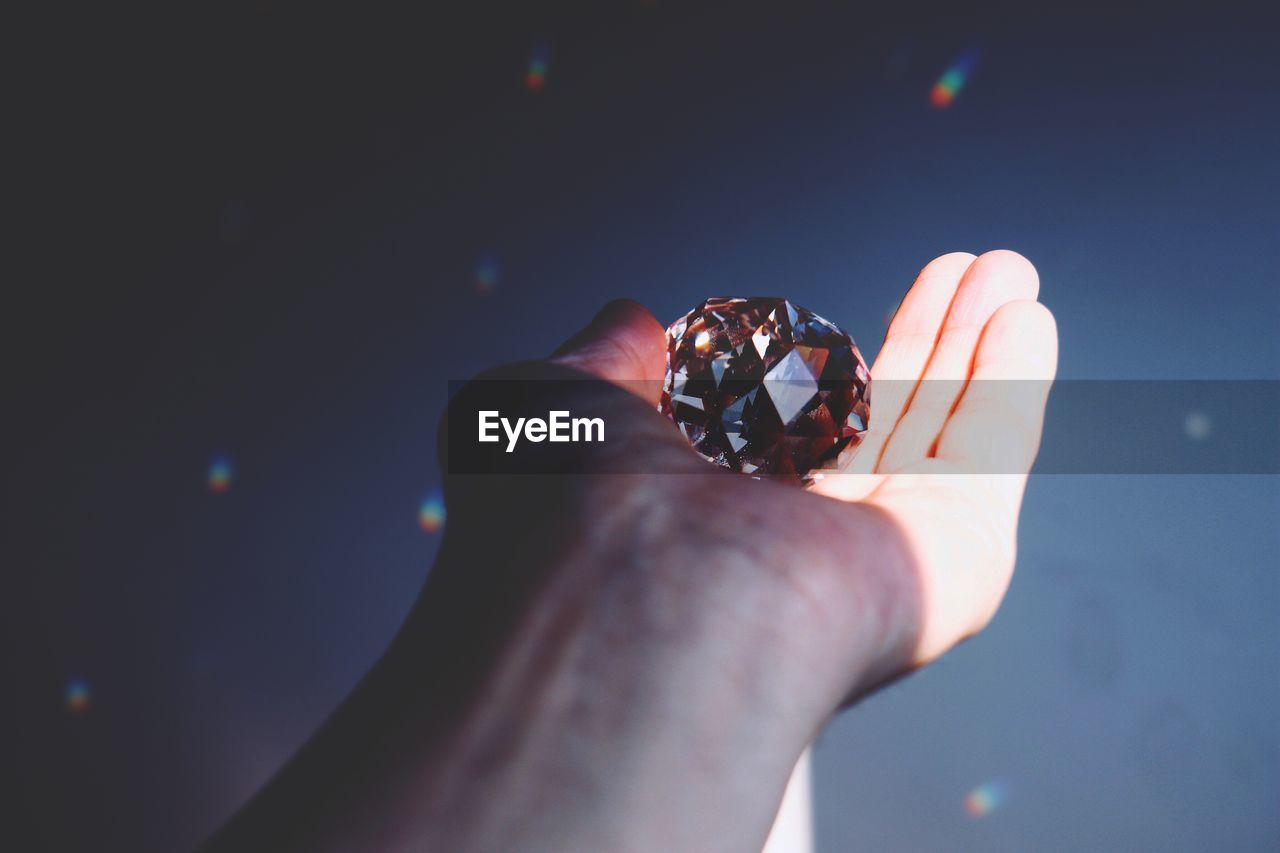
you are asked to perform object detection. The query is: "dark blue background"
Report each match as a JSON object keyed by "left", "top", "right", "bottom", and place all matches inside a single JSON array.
[{"left": 8, "top": 3, "right": 1278, "bottom": 850}]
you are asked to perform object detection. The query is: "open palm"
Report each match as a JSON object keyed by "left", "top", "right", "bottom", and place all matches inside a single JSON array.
[
  {"left": 552, "top": 249, "right": 1057, "bottom": 697},
  {"left": 813, "top": 250, "right": 1057, "bottom": 664}
]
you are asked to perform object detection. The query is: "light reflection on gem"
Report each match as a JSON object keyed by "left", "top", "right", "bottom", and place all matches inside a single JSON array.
[
  {"left": 208, "top": 453, "right": 234, "bottom": 493},
  {"left": 931, "top": 48, "right": 979, "bottom": 109},
  {"left": 526, "top": 41, "right": 549, "bottom": 91},
  {"left": 66, "top": 677, "right": 91, "bottom": 714},
  {"left": 1184, "top": 410, "right": 1211, "bottom": 441},
  {"left": 964, "top": 779, "right": 1008, "bottom": 818},
  {"left": 419, "top": 488, "right": 446, "bottom": 533}
]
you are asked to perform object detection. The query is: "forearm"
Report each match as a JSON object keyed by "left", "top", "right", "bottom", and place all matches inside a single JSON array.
[{"left": 204, "top": 475, "right": 915, "bottom": 852}]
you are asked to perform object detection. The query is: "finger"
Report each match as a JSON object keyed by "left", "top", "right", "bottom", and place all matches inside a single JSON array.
[
  {"left": 878, "top": 250, "right": 1040, "bottom": 473},
  {"left": 551, "top": 299, "right": 667, "bottom": 401},
  {"left": 845, "top": 252, "right": 976, "bottom": 476},
  {"left": 935, "top": 299, "right": 1058, "bottom": 474}
]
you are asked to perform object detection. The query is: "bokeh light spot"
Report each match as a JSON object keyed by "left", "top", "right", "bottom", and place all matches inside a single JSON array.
[
  {"left": 931, "top": 48, "right": 979, "bottom": 109},
  {"left": 964, "top": 779, "right": 1009, "bottom": 818},
  {"left": 66, "top": 677, "right": 91, "bottom": 714},
  {"left": 419, "top": 488, "right": 446, "bottom": 533},
  {"left": 476, "top": 255, "right": 499, "bottom": 293},
  {"left": 526, "top": 42, "right": 549, "bottom": 91},
  {"left": 1184, "top": 410, "right": 1211, "bottom": 441},
  {"left": 208, "top": 453, "right": 234, "bottom": 493}
]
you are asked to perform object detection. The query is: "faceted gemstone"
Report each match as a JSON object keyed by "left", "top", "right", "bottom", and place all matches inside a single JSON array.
[{"left": 660, "top": 297, "right": 871, "bottom": 485}]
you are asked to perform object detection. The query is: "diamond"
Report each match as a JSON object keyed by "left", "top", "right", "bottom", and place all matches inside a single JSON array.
[{"left": 660, "top": 297, "right": 871, "bottom": 485}]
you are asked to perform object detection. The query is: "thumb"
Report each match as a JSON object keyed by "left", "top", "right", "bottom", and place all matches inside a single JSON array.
[
  {"left": 438, "top": 300, "right": 686, "bottom": 478},
  {"left": 551, "top": 299, "right": 667, "bottom": 396}
]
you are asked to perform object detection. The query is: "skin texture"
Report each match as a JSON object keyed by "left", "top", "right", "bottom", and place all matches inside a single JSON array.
[{"left": 205, "top": 250, "right": 1058, "bottom": 852}]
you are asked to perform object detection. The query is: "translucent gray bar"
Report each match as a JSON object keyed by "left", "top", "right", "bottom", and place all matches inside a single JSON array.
[{"left": 443, "top": 379, "right": 1279, "bottom": 475}]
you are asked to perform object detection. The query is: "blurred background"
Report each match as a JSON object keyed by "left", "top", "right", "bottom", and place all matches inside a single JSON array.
[{"left": 7, "top": 2, "right": 1278, "bottom": 850}]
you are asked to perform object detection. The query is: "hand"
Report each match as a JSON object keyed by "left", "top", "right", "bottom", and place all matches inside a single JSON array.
[
  {"left": 549, "top": 249, "right": 1057, "bottom": 682},
  {"left": 206, "top": 250, "right": 1057, "bottom": 853},
  {"left": 813, "top": 249, "right": 1058, "bottom": 665}
]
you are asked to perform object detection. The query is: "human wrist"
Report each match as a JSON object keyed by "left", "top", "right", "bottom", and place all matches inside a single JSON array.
[{"left": 379, "top": 477, "right": 827, "bottom": 850}]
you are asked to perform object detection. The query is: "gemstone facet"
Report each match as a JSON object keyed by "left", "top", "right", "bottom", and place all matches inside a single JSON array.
[{"left": 660, "top": 297, "right": 871, "bottom": 485}]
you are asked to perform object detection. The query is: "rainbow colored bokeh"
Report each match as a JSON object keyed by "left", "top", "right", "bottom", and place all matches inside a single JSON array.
[
  {"left": 418, "top": 489, "right": 446, "bottom": 533},
  {"left": 476, "top": 255, "right": 499, "bottom": 292},
  {"left": 526, "top": 42, "right": 549, "bottom": 91},
  {"left": 208, "top": 453, "right": 234, "bottom": 493},
  {"left": 66, "top": 677, "right": 91, "bottom": 714},
  {"left": 964, "top": 779, "right": 1009, "bottom": 818},
  {"left": 931, "top": 49, "right": 979, "bottom": 109}
]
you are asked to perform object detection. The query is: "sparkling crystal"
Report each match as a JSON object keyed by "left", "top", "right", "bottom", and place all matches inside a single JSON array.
[{"left": 660, "top": 297, "right": 871, "bottom": 485}]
